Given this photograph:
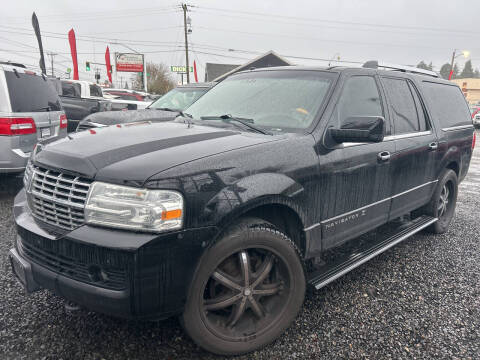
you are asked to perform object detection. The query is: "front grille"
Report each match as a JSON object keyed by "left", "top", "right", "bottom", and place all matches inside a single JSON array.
[
  {"left": 29, "top": 166, "right": 92, "bottom": 230},
  {"left": 18, "top": 229, "right": 130, "bottom": 290}
]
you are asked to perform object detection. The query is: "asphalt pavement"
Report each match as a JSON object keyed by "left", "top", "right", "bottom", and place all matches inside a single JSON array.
[{"left": 0, "top": 133, "right": 479, "bottom": 359}]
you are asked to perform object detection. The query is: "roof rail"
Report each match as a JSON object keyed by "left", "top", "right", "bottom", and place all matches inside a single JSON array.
[
  {"left": 0, "top": 61, "right": 26, "bottom": 68},
  {"left": 363, "top": 60, "right": 438, "bottom": 78}
]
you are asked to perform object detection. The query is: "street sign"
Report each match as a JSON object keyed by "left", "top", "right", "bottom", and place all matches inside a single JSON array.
[
  {"left": 171, "top": 66, "right": 193, "bottom": 73},
  {"left": 116, "top": 53, "right": 144, "bottom": 72}
]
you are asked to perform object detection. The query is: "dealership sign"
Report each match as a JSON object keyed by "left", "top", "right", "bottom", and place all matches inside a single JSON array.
[
  {"left": 171, "top": 66, "right": 193, "bottom": 73},
  {"left": 116, "top": 53, "right": 144, "bottom": 72}
]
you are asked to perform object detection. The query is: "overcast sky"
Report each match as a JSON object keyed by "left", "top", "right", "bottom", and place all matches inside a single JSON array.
[{"left": 1, "top": 0, "right": 478, "bottom": 86}]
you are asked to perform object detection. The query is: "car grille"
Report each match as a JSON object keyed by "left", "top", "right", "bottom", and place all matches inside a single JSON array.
[
  {"left": 18, "top": 228, "right": 130, "bottom": 290},
  {"left": 29, "top": 165, "right": 92, "bottom": 230}
]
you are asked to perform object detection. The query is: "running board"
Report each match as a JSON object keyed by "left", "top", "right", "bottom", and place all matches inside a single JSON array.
[{"left": 308, "top": 215, "right": 437, "bottom": 290}]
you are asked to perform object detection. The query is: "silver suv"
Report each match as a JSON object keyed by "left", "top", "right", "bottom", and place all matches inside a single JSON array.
[{"left": 0, "top": 63, "right": 67, "bottom": 173}]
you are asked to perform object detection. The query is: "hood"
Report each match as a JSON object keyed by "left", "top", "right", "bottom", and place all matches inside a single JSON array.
[
  {"left": 80, "top": 109, "right": 177, "bottom": 126},
  {"left": 34, "top": 121, "right": 277, "bottom": 184}
]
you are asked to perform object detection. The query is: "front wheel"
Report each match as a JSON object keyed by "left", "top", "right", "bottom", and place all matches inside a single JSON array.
[{"left": 181, "top": 218, "right": 306, "bottom": 355}]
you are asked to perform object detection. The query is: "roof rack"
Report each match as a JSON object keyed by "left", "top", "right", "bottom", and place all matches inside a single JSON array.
[{"left": 363, "top": 60, "right": 438, "bottom": 78}]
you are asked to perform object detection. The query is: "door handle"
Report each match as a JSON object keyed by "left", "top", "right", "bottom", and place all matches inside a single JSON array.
[
  {"left": 377, "top": 151, "right": 391, "bottom": 162},
  {"left": 429, "top": 142, "right": 438, "bottom": 150}
]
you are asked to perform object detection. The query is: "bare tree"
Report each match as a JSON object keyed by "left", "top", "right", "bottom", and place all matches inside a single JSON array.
[{"left": 132, "top": 62, "right": 176, "bottom": 94}]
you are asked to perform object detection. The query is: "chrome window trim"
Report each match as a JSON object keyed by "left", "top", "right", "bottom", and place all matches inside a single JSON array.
[
  {"left": 383, "top": 131, "right": 432, "bottom": 141},
  {"left": 304, "top": 180, "right": 438, "bottom": 231},
  {"left": 441, "top": 124, "right": 474, "bottom": 132},
  {"left": 342, "top": 130, "right": 432, "bottom": 147}
]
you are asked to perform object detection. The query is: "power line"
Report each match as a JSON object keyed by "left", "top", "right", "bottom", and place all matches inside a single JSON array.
[
  {"left": 196, "top": 6, "right": 479, "bottom": 36},
  {"left": 1, "top": 8, "right": 181, "bottom": 24},
  {"left": 193, "top": 26, "right": 464, "bottom": 52},
  {"left": 0, "top": 5, "right": 178, "bottom": 19}
]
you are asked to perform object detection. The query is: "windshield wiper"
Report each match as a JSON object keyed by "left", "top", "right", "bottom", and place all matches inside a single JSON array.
[
  {"left": 157, "top": 107, "right": 193, "bottom": 125},
  {"left": 200, "top": 114, "right": 271, "bottom": 135},
  {"left": 156, "top": 107, "right": 181, "bottom": 112},
  {"left": 32, "top": 106, "right": 51, "bottom": 112}
]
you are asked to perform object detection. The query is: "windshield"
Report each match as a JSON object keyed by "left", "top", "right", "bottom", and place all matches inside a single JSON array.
[
  {"left": 61, "top": 81, "right": 81, "bottom": 97},
  {"left": 89, "top": 84, "right": 103, "bottom": 97},
  {"left": 185, "top": 70, "right": 335, "bottom": 133},
  {"left": 149, "top": 87, "right": 209, "bottom": 110}
]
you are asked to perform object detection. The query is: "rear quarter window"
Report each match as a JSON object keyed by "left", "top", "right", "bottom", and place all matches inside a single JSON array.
[{"left": 421, "top": 81, "right": 472, "bottom": 129}]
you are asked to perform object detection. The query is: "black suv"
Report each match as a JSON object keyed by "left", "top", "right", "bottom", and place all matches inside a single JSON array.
[{"left": 9, "top": 62, "right": 475, "bottom": 355}]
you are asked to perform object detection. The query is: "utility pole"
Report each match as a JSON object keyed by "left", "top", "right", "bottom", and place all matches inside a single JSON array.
[
  {"left": 47, "top": 52, "right": 57, "bottom": 76},
  {"left": 182, "top": 3, "right": 190, "bottom": 83},
  {"left": 449, "top": 50, "right": 456, "bottom": 80}
]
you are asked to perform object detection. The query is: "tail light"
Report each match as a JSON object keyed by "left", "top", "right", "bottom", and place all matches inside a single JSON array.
[
  {"left": 59, "top": 113, "right": 68, "bottom": 129},
  {"left": 0, "top": 117, "right": 36, "bottom": 136},
  {"left": 473, "top": 132, "right": 476, "bottom": 150}
]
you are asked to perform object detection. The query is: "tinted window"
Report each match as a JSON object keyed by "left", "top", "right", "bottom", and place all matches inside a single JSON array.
[
  {"left": 335, "top": 76, "right": 384, "bottom": 127},
  {"left": 61, "top": 81, "right": 81, "bottom": 97},
  {"left": 150, "top": 87, "right": 210, "bottom": 111},
  {"left": 408, "top": 82, "right": 429, "bottom": 132},
  {"left": 89, "top": 84, "right": 103, "bottom": 97},
  {"left": 421, "top": 82, "right": 472, "bottom": 128},
  {"left": 382, "top": 77, "right": 420, "bottom": 134},
  {"left": 186, "top": 71, "right": 335, "bottom": 132},
  {"left": 5, "top": 71, "right": 61, "bottom": 112}
]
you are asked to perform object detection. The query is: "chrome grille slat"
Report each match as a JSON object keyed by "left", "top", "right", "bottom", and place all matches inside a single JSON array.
[{"left": 29, "top": 165, "right": 92, "bottom": 230}]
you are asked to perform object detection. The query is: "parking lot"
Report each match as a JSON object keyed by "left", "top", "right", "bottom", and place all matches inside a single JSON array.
[{"left": 0, "top": 132, "right": 478, "bottom": 360}]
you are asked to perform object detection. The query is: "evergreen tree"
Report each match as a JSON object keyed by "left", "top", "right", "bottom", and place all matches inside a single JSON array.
[
  {"left": 474, "top": 69, "right": 480, "bottom": 78},
  {"left": 417, "top": 61, "right": 429, "bottom": 70},
  {"left": 439, "top": 63, "right": 452, "bottom": 79},
  {"left": 460, "top": 60, "right": 474, "bottom": 78},
  {"left": 453, "top": 64, "right": 460, "bottom": 79},
  {"left": 428, "top": 62, "right": 433, "bottom": 71}
]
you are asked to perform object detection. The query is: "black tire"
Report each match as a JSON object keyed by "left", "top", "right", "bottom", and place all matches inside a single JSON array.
[
  {"left": 181, "top": 218, "right": 306, "bottom": 356},
  {"left": 423, "top": 169, "right": 458, "bottom": 234}
]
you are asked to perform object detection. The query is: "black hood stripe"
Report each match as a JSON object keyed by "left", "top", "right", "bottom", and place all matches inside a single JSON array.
[{"left": 88, "top": 131, "right": 237, "bottom": 170}]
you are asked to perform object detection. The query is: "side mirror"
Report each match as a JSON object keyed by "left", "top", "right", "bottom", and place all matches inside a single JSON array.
[{"left": 328, "top": 116, "right": 385, "bottom": 143}]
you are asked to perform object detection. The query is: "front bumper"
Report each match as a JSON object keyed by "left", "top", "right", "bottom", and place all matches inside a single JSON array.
[{"left": 11, "top": 189, "right": 217, "bottom": 320}]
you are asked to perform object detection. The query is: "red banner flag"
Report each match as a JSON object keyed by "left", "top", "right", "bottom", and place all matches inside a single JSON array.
[
  {"left": 68, "top": 29, "right": 79, "bottom": 80},
  {"left": 193, "top": 60, "right": 198, "bottom": 83},
  {"left": 105, "top": 46, "right": 112, "bottom": 83}
]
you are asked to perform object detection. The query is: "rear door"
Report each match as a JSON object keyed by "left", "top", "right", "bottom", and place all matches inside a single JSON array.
[
  {"left": 380, "top": 76, "right": 438, "bottom": 219},
  {"left": 5, "top": 70, "right": 64, "bottom": 149}
]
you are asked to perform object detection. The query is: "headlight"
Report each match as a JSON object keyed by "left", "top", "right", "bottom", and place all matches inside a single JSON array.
[
  {"left": 23, "top": 161, "right": 33, "bottom": 189},
  {"left": 85, "top": 182, "right": 184, "bottom": 233}
]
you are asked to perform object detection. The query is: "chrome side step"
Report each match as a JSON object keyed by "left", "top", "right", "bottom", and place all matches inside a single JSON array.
[{"left": 308, "top": 215, "right": 437, "bottom": 290}]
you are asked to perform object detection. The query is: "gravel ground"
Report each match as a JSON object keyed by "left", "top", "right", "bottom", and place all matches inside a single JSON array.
[{"left": 0, "top": 136, "right": 479, "bottom": 360}]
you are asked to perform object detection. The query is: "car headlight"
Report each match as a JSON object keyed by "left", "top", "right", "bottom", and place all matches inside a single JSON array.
[
  {"left": 23, "top": 161, "right": 34, "bottom": 190},
  {"left": 85, "top": 182, "right": 184, "bottom": 233}
]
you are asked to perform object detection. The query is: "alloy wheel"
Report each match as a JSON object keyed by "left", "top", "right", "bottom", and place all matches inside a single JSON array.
[
  {"left": 201, "top": 248, "right": 291, "bottom": 340},
  {"left": 438, "top": 182, "right": 451, "bottom": 218}
]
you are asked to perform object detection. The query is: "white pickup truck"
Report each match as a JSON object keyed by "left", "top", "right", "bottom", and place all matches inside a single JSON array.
[{"left": 61, "top": 80, "right": 150, "bottom": 110}]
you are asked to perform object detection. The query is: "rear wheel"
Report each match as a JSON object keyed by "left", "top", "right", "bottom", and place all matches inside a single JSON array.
[
  {"left": 181, "top": 218, "right": 306, "bottom": 355},
  {"left": 423, "top": 169, "right": 458, "bottom": 233}
]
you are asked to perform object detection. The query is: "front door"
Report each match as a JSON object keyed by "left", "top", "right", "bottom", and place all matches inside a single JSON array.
[
  {"left": 379, "top": 76, "right": 438, "bottom": 219},
  {"left": 317, "top": 73, "right": 395, "bottom": 249}
]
